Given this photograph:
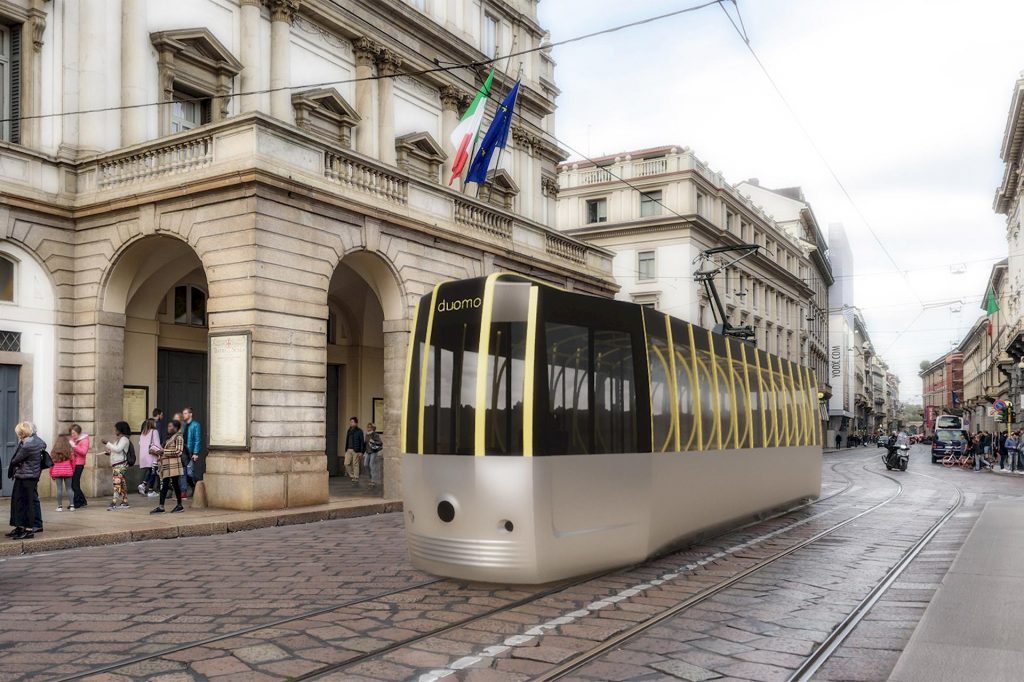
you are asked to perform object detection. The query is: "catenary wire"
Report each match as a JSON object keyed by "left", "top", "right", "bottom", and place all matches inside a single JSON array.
[
  {"left": 0, "top": 0, "right": 727, "bottom": 125},
  {"left": 719, "top": 2, "right": 928, "bottom": 309}
]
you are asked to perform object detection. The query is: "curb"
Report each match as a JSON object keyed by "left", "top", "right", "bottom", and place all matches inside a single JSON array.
[{"left": 1, "top": 499, "right": 402, "bottom": 557}]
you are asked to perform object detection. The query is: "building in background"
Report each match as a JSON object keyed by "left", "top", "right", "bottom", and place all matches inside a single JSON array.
[
  {"left": 994, "top": 72, "right": 1024, "bottom": 420},
  {"left": 956, "top": 260, "right": 1011, "bottom": 433},
  {"left": 0, "top": 0, "right": 615, "bottom": 507},
  {"left": 920, "top": 351, "right": 964, "bottom": 433},
  {"left": 555, "top": 146, "right": 831, "bottom": 441}
]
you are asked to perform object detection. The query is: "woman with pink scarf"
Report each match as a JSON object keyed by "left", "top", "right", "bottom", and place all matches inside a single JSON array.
[{"left": 69, "top": 424, "right": 90, "bottom": 508}]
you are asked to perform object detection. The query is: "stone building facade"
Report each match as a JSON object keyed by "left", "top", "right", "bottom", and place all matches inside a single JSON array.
[
  {"left": 554, "top": 146, "right": 832, "bottom": 443},
  {"left": 920, "top": 350, "right": 964, "bottom": 433},
  {"left": 0, "top": 0, "right": 614, "bottom": 507},
  {"left": 958, "top": 260, "right": 1011, "bottom": 433}
]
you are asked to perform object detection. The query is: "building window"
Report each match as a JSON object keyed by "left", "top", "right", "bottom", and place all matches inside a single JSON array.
[
  {"left": 326, "top": 309, "right": 338, "bottom": 345},
  {"left": 586, "top": 198, "right": 607, "bottom": 224},
  {"left": 0, "top": 22, "right": 21, "bottom": 144},
  {"left": 725, "top": 210, "right": 735, "bottom": 233},
  {"left": 696, "top": 192, "right": 705, "bottom": 217},
  {"left": 0, "top": 330, "right": 20, "bottom": 352},
  {"left": 637, "top": 250, "right": 656, "bottom": 281},
  {"left": 0, "top": 255, "right": 13, "bottom": 302},
  {"left": 483, "top": 14, "right": 499, "bottom": 58},
  {"left": 173, "top": 285, "right": 207, "bottom": 327},
  {"left": 640, "top": 190, "right": 662, "bottom": 217},
  {"left": 171, "top": 90, "right": 211, "bottom": 133}
]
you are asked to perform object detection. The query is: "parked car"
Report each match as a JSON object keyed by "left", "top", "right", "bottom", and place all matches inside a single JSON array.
[{"left": 931, "top": 429, "right": 967, "bottom": 463}]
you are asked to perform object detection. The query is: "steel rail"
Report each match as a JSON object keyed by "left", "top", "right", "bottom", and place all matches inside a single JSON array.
[
  {"left": 786, "top": 468, "right": 965, "bottom": 682},
  {"left": 54, "top": 451, "right": 865, "bottom": 682},
  {"left": 532, "top": 463, "right": 904, "bottom": 682}
]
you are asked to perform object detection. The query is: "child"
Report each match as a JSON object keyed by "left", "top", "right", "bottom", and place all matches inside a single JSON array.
[{"left": 50, "top": 435, "right": 75, "bottom": 511}]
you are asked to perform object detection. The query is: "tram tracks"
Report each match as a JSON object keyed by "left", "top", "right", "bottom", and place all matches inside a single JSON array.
[
  {"left": 53, "top": 453, "right": 874, "bottom": 682},
  {"left": 532, "top": 465, "right": 963, "bottom": 682}
]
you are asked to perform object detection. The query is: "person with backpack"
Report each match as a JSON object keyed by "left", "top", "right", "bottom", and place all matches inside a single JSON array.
[
  {"left": 49, "top": 435, "right": 75, "bottom": 511},
  {"left": 100, "top": 421, "right": 134, "bottom": 511}
]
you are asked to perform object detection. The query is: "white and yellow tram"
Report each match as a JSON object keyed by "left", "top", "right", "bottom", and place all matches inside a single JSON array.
[{"left": 401, "top": 274, "right": 822, "bottom": 584}]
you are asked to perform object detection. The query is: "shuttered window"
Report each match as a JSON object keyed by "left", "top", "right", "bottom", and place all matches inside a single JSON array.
[{"left": 0, "top": 23, "right": 21, "bottom": 144}]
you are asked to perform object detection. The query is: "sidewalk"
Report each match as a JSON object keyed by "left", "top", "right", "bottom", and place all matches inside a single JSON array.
[
  {"left": 890, "top": 499, "right": 1024, "bottom": 680},
  {"left": 0, "top": 480, "right": 401, "bottom": 557}
]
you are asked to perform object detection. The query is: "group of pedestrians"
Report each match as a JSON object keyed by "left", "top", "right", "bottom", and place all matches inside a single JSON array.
[
  {"left": 343, "top": 417, "right": 383, "bottom": 488},
  {"left": 959, "top": 429, "right": 1023, "bottom": 472},
  {"left": 7, "top": 405, "right": 204, "bottom": 540}
]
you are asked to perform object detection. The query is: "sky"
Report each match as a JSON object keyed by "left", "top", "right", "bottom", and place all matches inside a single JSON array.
[{"left": 537, "top": 0, "right": 1024, "bottom": 405}]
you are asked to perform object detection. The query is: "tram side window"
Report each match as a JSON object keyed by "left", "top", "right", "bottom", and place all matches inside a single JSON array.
[
  {"left": 775, "top": 363, "right": 791, "bottom": 446},
  {"left": 744, "top": 348, "right": 764, "bottom": 448},
  {"left": 404, "top": 297, "right": 430, "bottom": 453},
  {"left": 758, "top": 353, "right": 778, "bottom": 446},
  {"left": 594, "top": 330, "right": 637, "bottom": 454},
  {"left": 647, "top": 317, "right": 674, "bottom": 453},
  {"left": 670, "top": 319, "right": 697, "bottom": 451},
  {"left": 483, "top": 321, "right": 527, "bottom": 455},
  {"left": 545, "top": 323, "right": 592, "bottom": 454},
  {"left": 727, "top": 340, "right": 751, "bottom": 449},
  {"left": 711, "top": 336, "right": 735, "bottom": 449},
  {"left": 423, "top": 317, "right": 480, "bottom": 455},
  {"left": 692, "top": 331, "right": 717, "bottom": 449}
]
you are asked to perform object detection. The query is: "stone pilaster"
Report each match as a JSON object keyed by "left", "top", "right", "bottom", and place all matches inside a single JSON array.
[
  {"left": 121, "top": 0, "right": 148, "bottom": 146},
  {"left": 268, "top": 0, "right": 298, "bottom": 123},
  {"left": 239, "top": 0, "right": 266, "bottom": 113},
  {"left": 79, "top": 0, "right": 118, "bottom": 153},
  {"left": 439, "top": 84, "right": 465, "bottom": 184},
  {"left": 376, "top": 49, "right": 402, "bottom": 165},
  {"left": 19, "top": 1, "right": 46, "bottom": 148},
  {"left": 382, "top": 323, "right": 410, "bottom": 500},
  {"left": 353, "top": 37, "right": 379, "bottom": 156}
]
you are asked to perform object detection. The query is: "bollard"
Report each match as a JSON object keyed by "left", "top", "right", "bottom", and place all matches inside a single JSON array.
[{"left": 191, "top": 480, "right": 208, "bottom": 508}]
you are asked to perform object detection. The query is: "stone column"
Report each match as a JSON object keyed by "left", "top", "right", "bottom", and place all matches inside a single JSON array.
[
  {"left": 239, "top": 0, "right": 265, "bottom": 113},
  {"left": 532, "top": 136, "right": 545, "bottom": 220},
  {"left": 382, "top": 323, "right": 410, "bottom": 501},
  {"left": 439, "top": 84, "right": 463, "bottom": 184},
  {"left": 121, "top": 0, "right": 148, "bottom": 145},
  {"left": 87, "top": 319, "right": 128, "bottom": 499},
  {"left": 19, "top": 2, "right": 46, "bottom": 148},
  {"left": 353, "top": 37, "right": 379, "bottom": 156},
  {"left": 268, "top": 0, "right": 298, "bottom": 123},
  {"left": 376, "top": 49, "right": 402, "bottom": 165}
]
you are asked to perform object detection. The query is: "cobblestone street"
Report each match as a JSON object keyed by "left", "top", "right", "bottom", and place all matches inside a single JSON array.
[{"left": 0, "top": 446, "right": 1019, "bottom": 681}]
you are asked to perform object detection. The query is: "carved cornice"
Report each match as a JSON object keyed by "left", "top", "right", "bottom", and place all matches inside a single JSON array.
[
  {"left": 353, "top": 36, "right": 381, "bottom": 67},
  {"left": 268, "top": 0, "right": 299, "bottom": 24},
  {"left": 239, "top": 0, "right": 263, "bottom": 7},
  {"left": 28, "top": 7, "right": 46, "bottom": 52},
  {"left": 439, "top": 84, "right": 466, "bottom": 112},
  {"left": 376, "top": 48, "right": 403, "bottom": 77}
]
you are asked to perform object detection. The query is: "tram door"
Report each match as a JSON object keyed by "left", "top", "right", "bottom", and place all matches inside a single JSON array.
[{"left": 0, "top": 365, "right": 18, "bottom": 497}]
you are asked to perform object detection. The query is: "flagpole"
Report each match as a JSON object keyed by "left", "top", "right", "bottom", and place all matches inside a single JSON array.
[
  {"left": 474, "top": 31, "right": 520, "bottom": 199},
  {"left": 480, "top": 60, "right": 525, "bottom": 204}
]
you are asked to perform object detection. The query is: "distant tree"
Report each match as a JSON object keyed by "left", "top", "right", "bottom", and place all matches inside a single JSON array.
[
  {"left": 919, "top": 359, "right": 931, "bottom": 372},
  {"left": 900, "top": 403, "right": 924, "bottom": 423}
]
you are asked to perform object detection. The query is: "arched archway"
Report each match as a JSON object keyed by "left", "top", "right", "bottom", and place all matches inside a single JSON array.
[
  {"left": 93, "top": 234, "right": 210, "bottom": 494},
  {"left": 325, "top": 250, "right": 406, "bottom": 488}
]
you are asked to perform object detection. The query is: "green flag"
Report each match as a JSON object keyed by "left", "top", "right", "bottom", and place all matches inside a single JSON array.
[{"left": 983, "top": 286, "right": 999, "bottom": 316}]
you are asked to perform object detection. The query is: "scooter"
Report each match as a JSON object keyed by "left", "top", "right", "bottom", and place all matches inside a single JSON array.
[{"left": 883, "top": 443, "right": 909, "bottom": 471}]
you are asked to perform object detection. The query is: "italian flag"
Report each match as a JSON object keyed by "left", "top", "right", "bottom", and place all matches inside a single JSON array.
[{"left": 449, "top": 69, "right": 494, "bottom": 185}]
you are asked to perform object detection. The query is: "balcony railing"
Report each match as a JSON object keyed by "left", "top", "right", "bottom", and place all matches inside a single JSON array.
[
  {"left": 7, "top": 113, "right": 611, "bottom": 282},
  {"left": 579, "top": 167, "right": 614, "bottom": 185},
  {"left": 454, "top": 198, "right": 512, "bottom": 241},
  {"left": 633, "top": 157, "right": 667, "bottom": 177},
  {"left": 98, "top": 136, "right": 213, "bottom": 188},
  {"left": 324, "top": 151, "right": 408, "bottom": 205},
  {"left": 545, "top": 233, "right": 587, "bottom": 264}
]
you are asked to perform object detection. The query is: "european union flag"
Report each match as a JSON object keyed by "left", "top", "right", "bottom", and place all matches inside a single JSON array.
[{"left": 466, "top": 80, "right": 521, "bottom": 185}]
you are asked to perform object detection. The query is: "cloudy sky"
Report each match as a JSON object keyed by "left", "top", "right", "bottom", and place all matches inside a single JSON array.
[{"left": 537, "top": 0, "right": 1024, "bottom": 404}]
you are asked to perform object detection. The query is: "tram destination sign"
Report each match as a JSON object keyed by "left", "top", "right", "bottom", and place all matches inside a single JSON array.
[{"left": 208, "top": 332, "right": 251, "bottom": 449}]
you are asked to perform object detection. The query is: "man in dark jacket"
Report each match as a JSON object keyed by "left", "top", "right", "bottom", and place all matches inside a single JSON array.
[
  {"left": 344, "top": 417, "right": 365, "bottom": 484},
  {"left": 8, "top": 422, "right": 45, "bottom": 540}
]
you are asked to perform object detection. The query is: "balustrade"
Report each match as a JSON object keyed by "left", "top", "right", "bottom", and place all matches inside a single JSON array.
[
  {"left": 98, "top": 136, "right": 213, "bottom": 188},
  {"left": 633, "top": 157, "right": 667, "bottom": 177},
  {"left": 453, "top": 199, "right": 512, "bottom": 241},
  {"left": 324, "top": 151, "right": 408, "bottom": 204},
  {"left": 545, "top": 233, "right": 587, "bottom": 264}
]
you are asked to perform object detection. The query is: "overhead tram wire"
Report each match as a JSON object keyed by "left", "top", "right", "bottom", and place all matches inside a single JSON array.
[
  {"left": 718, "top": 2, "right": 927, "bottom": 309},
  {"left": 0, "top": 0, "right": 728, "bottom": 126}
]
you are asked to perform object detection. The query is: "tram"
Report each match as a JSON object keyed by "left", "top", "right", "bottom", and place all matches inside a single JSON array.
[{"left": 401, "top": 274, "right": 822, "bottom": 584}]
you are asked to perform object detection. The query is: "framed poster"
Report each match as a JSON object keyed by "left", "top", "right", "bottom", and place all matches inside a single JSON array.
[
  {"left": 208, "top": 332, "right": 251, "bottom": 449},
  {"left": 122, "top": 385, "right": 149, "bottom": 434},
  {"left": 372, "top": 397, "right": 385, "bottom": 433}
]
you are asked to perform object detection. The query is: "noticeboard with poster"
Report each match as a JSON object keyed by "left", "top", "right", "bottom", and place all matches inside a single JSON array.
[
  {"left": 208, "top": 332, "right": 251, "bottom": 449},
  {"left": 122, "top": 386, "right": 149, "bottom": 434}
]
